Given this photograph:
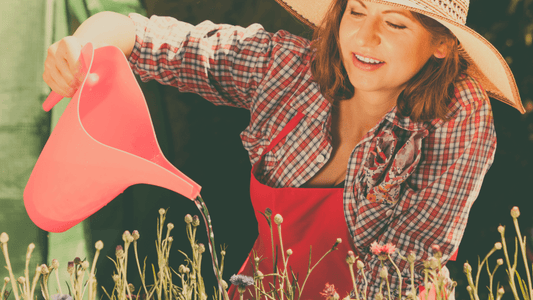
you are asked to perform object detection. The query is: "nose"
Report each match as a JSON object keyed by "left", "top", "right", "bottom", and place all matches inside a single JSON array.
[{"left": 354, "top": 18, "right": 381, "bottom": 47}]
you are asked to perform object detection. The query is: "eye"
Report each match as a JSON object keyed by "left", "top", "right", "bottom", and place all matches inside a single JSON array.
[
  {"left": 386, "top": 22, "right": 407, "bottom": 29},
  {"left": 350, "top": 10, "right": 365, "bottom": 17}
]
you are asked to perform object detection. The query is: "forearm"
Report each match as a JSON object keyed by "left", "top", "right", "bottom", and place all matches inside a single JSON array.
[{"left": 73, "top": 11, "right": 136, "bottom": 58}]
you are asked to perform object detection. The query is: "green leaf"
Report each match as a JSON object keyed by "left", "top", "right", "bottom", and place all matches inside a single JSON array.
[{"left": 516, "top": 270, "right": 530, "bottom": 300}]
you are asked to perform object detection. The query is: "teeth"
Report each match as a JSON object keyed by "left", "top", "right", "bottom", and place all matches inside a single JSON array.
[{"left": 355, "top": 54, "right": 383, "bottom": 64}]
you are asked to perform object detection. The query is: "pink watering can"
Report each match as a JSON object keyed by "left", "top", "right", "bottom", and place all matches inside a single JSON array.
[{"left": 24, "top": 43, "right": 202, "bottom": 233}]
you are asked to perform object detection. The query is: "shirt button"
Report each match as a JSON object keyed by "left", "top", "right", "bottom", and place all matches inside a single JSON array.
[
  {"left": 316, "top": 155, "right": 325, "bottom": 163},
  {"left": 257, "top": 148, "right": 263, "bottom": 155},
  {"left": 386, "top": 210, "right": 393, "bottom": 217}
]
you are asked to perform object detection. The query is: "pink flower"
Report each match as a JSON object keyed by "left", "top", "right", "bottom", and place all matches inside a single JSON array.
[
  {"left": 370, "top": 241, "right": 397, "bottom": 260},
  {"left": 320, "top": 283, "right": 339, "bottom": 299}
]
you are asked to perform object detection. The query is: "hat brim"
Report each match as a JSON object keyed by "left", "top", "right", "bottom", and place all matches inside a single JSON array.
[{"left": 275, "top": 0, "right": 525, "bottom": 114}]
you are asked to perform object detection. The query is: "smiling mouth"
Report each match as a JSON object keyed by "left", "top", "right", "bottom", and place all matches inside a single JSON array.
[
  {"left": 354, "top": 53, "right": 385, "bottom": 64},
  {"left": 351, "top": 53, "right": 385, "bottom": 71}
]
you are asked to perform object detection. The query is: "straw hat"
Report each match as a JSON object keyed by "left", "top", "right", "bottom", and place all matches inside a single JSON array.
[{"left": 274, "top": 0, "right": 525, "bottom": 113}]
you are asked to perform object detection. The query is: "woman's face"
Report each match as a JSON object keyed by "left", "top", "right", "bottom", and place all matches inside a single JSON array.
[{"left": 339, "top": 0, "right": 445, "bottom": 98}]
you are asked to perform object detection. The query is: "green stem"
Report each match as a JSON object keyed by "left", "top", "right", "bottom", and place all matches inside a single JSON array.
[
  {"left": 348, "top": 263, "right": 360, "bottom": 300},
  {"left": 513, "top": 217, "right": 533, "bottom": 298},
  {"left": 500, "top": 228, "right": 520, "bottom": 300},
  {"left": 388, "top": 254, "right": 402, "bottom": 300},
  {"left": 1, "top": 243, "right": 20, "bottom": 300}
]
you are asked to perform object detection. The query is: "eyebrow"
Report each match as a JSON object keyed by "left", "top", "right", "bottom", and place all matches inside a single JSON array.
[{"left": 351, "top": 0, "right": 414, "bottom": 19}]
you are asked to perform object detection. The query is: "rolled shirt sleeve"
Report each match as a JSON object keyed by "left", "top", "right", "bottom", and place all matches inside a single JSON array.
[{"left": 127, "top": 13, "right": 275, "bottom": 109}]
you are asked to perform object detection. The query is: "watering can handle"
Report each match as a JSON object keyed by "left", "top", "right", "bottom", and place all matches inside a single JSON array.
[
  {"left": 42, "top": 91, "right": 63, "bottom": 112},
  {"left": 42, "top": 42, "right": 94, "bottom": 112}
]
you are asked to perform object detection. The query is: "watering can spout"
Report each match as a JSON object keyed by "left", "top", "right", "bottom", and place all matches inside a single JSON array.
[{"left": 25, "top": 42, "right": 201, "bottom": 233}]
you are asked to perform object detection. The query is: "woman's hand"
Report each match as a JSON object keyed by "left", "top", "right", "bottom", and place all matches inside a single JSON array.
[{"left": 43, "top": 36, "right": 85, "bottom": 98}]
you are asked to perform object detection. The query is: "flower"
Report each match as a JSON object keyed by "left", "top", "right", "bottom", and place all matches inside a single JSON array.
[
  {"left": 370, "top": 241, "right": 396, "bottom": 260},
  {"left": 95, "top": 240, "right": 104, "bottom": 250},
  {"left": 494, "top": 242, "right": 502, "bottom": 250},
  {"left": 51, "top": 294, "right": 73, "bottom": 300},
  {"left": 230, "top": 274, "right": 254, "bottom": 294},
  {"left": 229, "top": 274, "right": 254, "bottom": 287},
  {"left": 320, "top": 283, "right": 339, "bottom": 300},
  {"left": 511, "top": 206, "right": 520, "bottom": 218},
  {"left": 497, "top": 258, "right": 504, "bottom": 266}
]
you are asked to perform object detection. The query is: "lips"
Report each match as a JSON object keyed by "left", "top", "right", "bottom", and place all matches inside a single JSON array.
[{"left": 351, "top": 53, "right": 385, "bottom": 71}]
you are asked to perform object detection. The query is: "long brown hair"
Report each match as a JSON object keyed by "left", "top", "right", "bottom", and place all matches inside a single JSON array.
[{"left": 310, "top": 0, "right": 469, "bottom": 122}]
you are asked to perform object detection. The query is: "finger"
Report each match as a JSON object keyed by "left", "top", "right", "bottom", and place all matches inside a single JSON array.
[{"left": 61, "top": 37, "right": 84, "bottom": 82}]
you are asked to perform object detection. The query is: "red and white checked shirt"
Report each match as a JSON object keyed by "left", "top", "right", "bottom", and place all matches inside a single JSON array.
[{"left": 128, "top": 13, "right": 496, "bottom": 298}]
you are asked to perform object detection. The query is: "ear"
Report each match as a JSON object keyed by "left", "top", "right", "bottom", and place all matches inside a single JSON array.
[{"left": 433, "top": 40, "right": 448, "bottom": 59}]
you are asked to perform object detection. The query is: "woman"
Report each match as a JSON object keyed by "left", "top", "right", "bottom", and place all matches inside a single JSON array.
[{"left": 42, "top": 0, "right": 524, "bottom": 298}]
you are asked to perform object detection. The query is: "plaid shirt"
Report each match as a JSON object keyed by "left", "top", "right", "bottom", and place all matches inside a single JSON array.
[{"left": 128, "top": 13, "right": 496, "bottom": 298}]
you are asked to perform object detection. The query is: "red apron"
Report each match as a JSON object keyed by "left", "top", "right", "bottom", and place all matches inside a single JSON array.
[
  {"left": 227, "top": 112, "right": 452, "bottom": 299},
  {"left": 228, "top": 112, "right": 358, "bottom": 299}
]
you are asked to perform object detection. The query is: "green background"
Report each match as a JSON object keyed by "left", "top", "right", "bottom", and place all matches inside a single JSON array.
[{"left": 0, "top": 0, "right": 532, "bottom": 299}]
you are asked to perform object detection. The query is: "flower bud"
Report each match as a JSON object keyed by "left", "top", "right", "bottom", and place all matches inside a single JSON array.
[
  {"left": 112, "top": 274, "right": 120, "bottom": 282},
  {"left": 179, "top": 265, "right": 188, "bottom": 274},
  {"left": 40, "top": 264, "right": 49, "bottom": 275},
  {"left": 511, "top": 206, "right": 520, "bottom": 218},
  {"left": 221, "top": 250, "right": 226, "bottom": 256},
  {"left": 220, "top": 279, "right": 228, "bottom": 290},
  {"left": 128, "top": 283, "right": 135, "bottom": 292},
  {"left": 497, "top": 258, "right": 504, "bottom": 266},
  {"left": 274, "top": 214, "right": 283, "bottom": 225},
  {"left": 3, "top": 277, "right": 9, "bottom": 283},
  {"left": 407, "top": 252, "right": 416, "bottom": 263},
  {"left": 264, "top": 208, "right": 272, "bottom": 218},
  {"left": 132, "top": 230, "right": 140, "bottom": 241},
  {"left": 82, "top": 261, "right": 90, "bottom": 270},
  {"left": 497, "top": 225, "right": 505, "bottom": 234},
  {"left": 159, "top": 208, "right": 166, "bottom": 216},
  {"left": 95, "top": 241, "right": 104, "bottom": 250},
  {"left": 497, "top": 287, "right": 505, "bottom": 296},
  {"left": 122, "top": 231, "right": 132, "bottom": 243},
  {"left": 73, "top": 257, "right": 81, "bottom": 265},
  {"left": 116, "top": 245, "right": 124, "bottom": 259},
  {"left": 466, "top": 286, "right": 473, "bottom": 292},
  {"left": 17, "top": 277, "right": 25, "bottom": 285},
  {"left": 357, "top": 260, "right": 365, "bottom": 270},
  {"left": 380, "top": 266, "right": 388, "bottom": 278},
  {"left": 198, "top": 243, "right": 206, "bottom": 254},
  {"left": 52, "top": 259, "right": 59, "bottom": 269},
  {"left": 375, "top": 292, "right": 384, "bottom": 300},
  {"left": 463, "top": 262, "right": 472, "bottom": 274},
  {"left": 192, "top": 215, "right": 200, "bottom": 227},
  {"left": 0, "top": 233, "right": 8, "bottom": 244},
  {"left": 494, "top": 242, "right": 502, "bottom": 250},
  {"left": 168, "top": 236, "right": 173, "bottom": 242},
  {"left": 256, "top": 271, "right": 264, "bottom": 280},
  {"left": 286, "top": 249, "right": 293, "bottom": 256},
  {"left": 184, "top": 214, "right": 193, "bottom": 224},
  {"left": 346, "top": 251, "right": 356, "bottom": 264},
  {"left": 67, "top": 261, "right": 75, "bottom": 275},
  {"left": 167, "top": 223, "right": 174, "bottom": 231}
]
